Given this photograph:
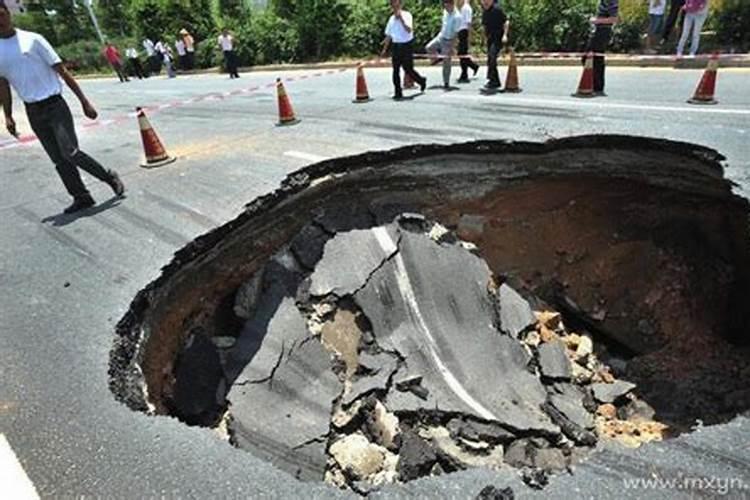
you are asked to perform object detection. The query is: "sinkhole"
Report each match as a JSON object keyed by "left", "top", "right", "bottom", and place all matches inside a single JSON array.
[{"left": 110, "top": 135, "right": 750, "bottom": 493}]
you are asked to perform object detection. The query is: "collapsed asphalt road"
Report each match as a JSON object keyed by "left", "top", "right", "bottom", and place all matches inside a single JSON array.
[{"left": 110, "top": 135, "right": 750, "bottom": 496}]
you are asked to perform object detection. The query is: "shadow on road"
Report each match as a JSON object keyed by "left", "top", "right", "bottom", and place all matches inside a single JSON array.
[{"left": 42, "top": 196, "right": 124, "bottom": 227}]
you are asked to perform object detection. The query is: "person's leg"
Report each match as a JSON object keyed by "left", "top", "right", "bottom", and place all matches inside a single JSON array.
[
  {"left": 392, "top": 44, "right": 403, "bottom": 98},
  {"left": 591, "top": 25, "right": 612, "bottom": 92},
  {"left": 690, "top": 11, "right": 708, "bottom": 55},
  {"left": 233, "top": 51, "right": 240, "bottom": 77},
  {"left": 486, "top": 37, "right": 500, "bottom": 87},
  {"left": 442, "top": 39, "right": 454, "bottom": 87},
  {"left": 426, "top": 35, "right": 441, "bottom": 65},
  {"left": 402, "top": 41, "right": 426, "bottom": 91},
  {"left": 676, "top": 13, "right": 695, "bottom": 56},
  {"left": 662, "top": 0, "right": 683, "bottom": 43},
  {"left": 458, "top": 30, "right": 469, "bottom": 80},
  {"left": 134, "top": 59, "right": 144, "bottom": 79}
]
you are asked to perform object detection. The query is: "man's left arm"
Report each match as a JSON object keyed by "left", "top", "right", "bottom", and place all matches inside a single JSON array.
[{"left": 53, "top": 64, "right": 98, "bottom": 120}]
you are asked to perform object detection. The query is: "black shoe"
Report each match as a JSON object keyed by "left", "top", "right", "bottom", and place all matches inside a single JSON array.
[
  {"left": 472, "top": 66, "right": 479, "bottom": 76},
  {"left": 64, "top": 195, "right": 95, "bottom": 214},
  {"left": 393, "top": 94, "right": 404, "bottom": 100},
  {"left": 484, "top": 82, "right": 501, "bottom": 90},
  {"left": 457, "top": 77, "right": 470, "bottom": 84},
  {"left": 107, "top": 170, "right": 125, "bottom": 197},
  {"left": 420, "top": 78, "right": 427, "bottom": 92},
  {"left": 593, "top": 91, "right": 607, "bottom": 97}
]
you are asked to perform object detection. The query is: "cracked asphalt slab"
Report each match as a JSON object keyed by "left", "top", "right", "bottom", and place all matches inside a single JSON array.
[{"left": 1, "top": 67, "right": 750, "bottom": 497}]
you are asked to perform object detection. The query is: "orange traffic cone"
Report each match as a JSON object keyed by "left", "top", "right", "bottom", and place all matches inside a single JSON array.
[
  {"left": 504, "top": 48, "right": 522, "bottom": 93},
  {"left": 353, "top": 63, "right": 373, "bottom": 103},
  {"left": 137, "top": 107, "right": 176, "bottom": 168},
  {"left": 276, "top": 78, "right": 300, "bottom": 126},
  {"left": 572, "top": 52, "right": 595, "bottom": 98},
  {"left": 403, "top": 73, "right": 415, "bottom": 90},
  {"left": 688, "top": 53, "right": 719, "bottom": 105}
]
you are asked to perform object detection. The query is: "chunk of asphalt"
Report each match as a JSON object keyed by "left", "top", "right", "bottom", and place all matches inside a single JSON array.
[
  {"left": 397, "top": 430, "right": 440, "bottom": 482},
  {"left": 497, "top": 284, "right": 537, "bottom": 338},
  {"left": 343, "top": 352, "right": 400, "bottom": 406},
  {"left": 233, "top": 267, "right": 264, "bottom": 320},
  {"left": 475, "top": 485, "right": 515, "bottom": 500},
  {"left": 353, "top": 230, "right": 557, "bottom": 434},
  {"left": 591, "top": 381, "right": 637, "bottom": 404},
  {"left": 446, "top": 418, "right": 516, "bottom": 445},
  {"left": 537, "top": 340, "right": 572, "bottom": 380},
  {"left": 308, "top": 225, "right": 400, "bottom": 297},
  {"left": 542, "top": 401, "right": 597, "bottom": 446},
  {"left": 171, "top": 332, "right": 225, "bottom": 425},
  {"left": 290, "top": 223, "right": 330, "bottom": 270},
  {"left": 547, "top": 383, "right": 595, "bottom": 430}
]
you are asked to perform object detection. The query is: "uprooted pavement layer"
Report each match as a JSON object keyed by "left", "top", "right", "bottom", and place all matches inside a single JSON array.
[{"left": 109, "top": 136, "right": 750, "bottom": 494}]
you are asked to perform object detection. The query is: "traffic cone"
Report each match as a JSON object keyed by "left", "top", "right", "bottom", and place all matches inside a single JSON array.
[
  {"left": 136, "top": 107, "right": 176, "bottom": 168},
  {"left": 353, "top": 63, "right": 373, "bottom": 103},
  {"left": 504, "top": 48, "right": 522, "bottom": 93},
  {"left": 572, "top": 52, "right": 595, "bottom": 98},
  {"left": 276, "top": 78, "right": 300, "bottom": 126},
  {"left": 688, "top": 53, "right": 719, "bottom": 105},
  {"left": 403, "top": 73, "right": 415, "bottom": 90}
]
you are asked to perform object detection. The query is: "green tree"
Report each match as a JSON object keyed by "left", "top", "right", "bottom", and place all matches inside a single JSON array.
[{"left": 97, "top": 0, "right": 133, "bottom": 38}]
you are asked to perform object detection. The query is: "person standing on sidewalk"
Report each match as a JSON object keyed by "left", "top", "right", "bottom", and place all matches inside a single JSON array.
[
  {"left": 380, "top": 0, "right": 427, "bottom": 100},
  {"left": 456, "top": 0, "right": 480, "bottom": 83},
  {"left": 583, "top": 0, "right": 619, "bottom": 97},
  {"left": 181, "top": 29, "right": 195, "bottom": 70},
  {"left": 646, "top": 0, "right": 665, "bottom": 53},
  {"left": 676, "top": 0, "right": 710, "bottom": 56},
  {"left": 125, "top": 46, "right": 145, "bottom": 79},
  {"left": 427, "top": 0, "right": 461, "bottom": 89},
  {"left": 143, "top": 37, "right": 160, "bottom": 75},
  {"left": 103, "top": 41, "right": 128, "bottom": 83},
  {"left": 481, "top": 0, "right": 509, "bottom": 92},
  {"left": 218, "top": 29, "right": 240, "bottom": 79},
  {"left": 0, "top": 1, "right": 124, "bottom": 214},
  {"left": 660, "top": 0, "right": 685, "bottom": 46},
  {"left": 175, "top": 36, "right": 187, "bottom": 71},
  {"left": 155, "top": 39, "right": 176, "bottom": 78}
]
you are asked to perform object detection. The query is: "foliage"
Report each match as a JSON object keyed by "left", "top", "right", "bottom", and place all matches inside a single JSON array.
[
  {"left": 714, "top": 0, "right": 750, "bottom": 50},
  {"left": 507, "top": 0, "right": 596, "bottom": 51},
  {"left": 239, "top": 9, "right": 300, "bottom": 65}
]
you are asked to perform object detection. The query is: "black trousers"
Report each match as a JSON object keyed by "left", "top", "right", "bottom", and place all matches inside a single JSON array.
[
  {"left": 149, "top": 55, "right": 162, "bottom": 74},
  {"left": 111, "top": 62, "right": 128, "bottom": 82},
  {"left": 662, "top": 0, "right": 686, "bottom": 43},
  {"left": 458, "top": 29, "right": 479, "bottom": 79},
  {"left": 178, "top": 55, "right": 187, "bottom": 71},
  {"left": 223, "top": 50, "right": 239, "bottom": 77},
  {"left": 185, "top": 52, "right": 195, "bottom": 70},
  {"left": 486, "top": 31, "right": 504, "bottom": 87},
  {"left": 129, "top": 57, "right": 145, "bottom": 79},
  {"left": 26, "top": 96, "right": 113, "bottom": 199},
  {"left": 584, "top": 25, "right": 613, "bottom": 92},
  {"left": 391, "top": 41, "right": 425, "bottom": 97}
]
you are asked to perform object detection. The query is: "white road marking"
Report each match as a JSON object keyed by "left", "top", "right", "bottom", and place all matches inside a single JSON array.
[
  {"left": 283, "top": 151, "right": 329, "bottom": 163},
  {"left": 442, "top": 92, "right": 750, "bottom": 116},
  {"left": 0, "top": 434, "right": 40, "bottom": 500},
  {"left": 372, "top": 227, "right": 497, "bottom": 421}
]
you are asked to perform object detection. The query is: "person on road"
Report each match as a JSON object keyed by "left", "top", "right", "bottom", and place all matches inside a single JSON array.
[
  {"left": 155, "top": 39, "right": 176, "bottom": 78},
  {"left": 125, "top": 46, "right": 145, "bottom": 79},
  {"left": 381, "top": 0, "right": 427, "bottom": 100},
  {"left": 427, "top": 0, "right": 461, "bottom": 89},
  {"left": 218, "top": 29, "right": 240, "bottom": 79},
  {"left": 583, "top": 0, "right": 619, "bottom": 97},
  {"left": 175, "top": 37, "right": 187, "bottom": 71},
  {"left": 143, "top": 37, "right": 160, "bottom": 75},
  {"left": 180, "top": 28, "right": 195, "bottom": 70},
  {"left": 481, "top": 0, "right": 509, "bottom": 92},
  {"left": 0, "top": 1, "right": 124, "bottom": 214},
  {"left": 660, "top": 0, "right": 685, "bottom": 46},
  {"left": 103, "top": 41, "right": 128, "bottom": 83},
  {"left": 456, "top": 0, "right": 480, "bottom": 84},
  {"left": 646, "top": 0, "right": 665, "bottom": 53},
  {"left": 676, "top": 0, "right": 710, "bottom": 57}
]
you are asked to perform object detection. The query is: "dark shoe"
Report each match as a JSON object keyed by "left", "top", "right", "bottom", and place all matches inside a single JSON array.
[
  {"left": 593, "top": 91, "right": 607, "bottom": 97},
  {"left": 457, "top": 77, "right": 470, "bottom": 84},
  {"left": 393, "top": 94, "right": 404, "bottom": 100},
  {"left": 420, "top": 78, "right": 427, "bottom": 92},
  {"left": 484, "top": 82, "right": 501, "bottom": 90},
  {"left": 64, "top": 195, "right": 95, "bottom": 214},
  {"left": 107, "top": 170, "right": 125, "bottom": 197},
  {"left": 472, "top": 65, "right": 479, "bottom": 76}
]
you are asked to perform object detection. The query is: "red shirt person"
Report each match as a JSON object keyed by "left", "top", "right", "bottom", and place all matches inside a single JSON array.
[{"left": 103, "top": 42, "right": 129, "bottom": 83}]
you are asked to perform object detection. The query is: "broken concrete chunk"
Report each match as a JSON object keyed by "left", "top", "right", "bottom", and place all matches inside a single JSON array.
[
  {"left": 367, "top": 401, "right": 401, "bottom": 451},
  {"left": 537, "top": 340, "right": 572, "bottom": 380},
  {"left": 344, "top": 353, "right": 400, "bottom": 406},
  {"left": 320, "top": 308, "right": 362, "bottom": 380},
  {"left": 309, "top": 226, "right": 400, "bottom": 297},
  {"left": 498, "top": 284, "right": 537, "bottom": 338},
  {"left": 475, "top": 485, "right": 515, "bottom": 500},
  {"left": 503, "top": 439, "right": 533, "bottom": 468},
  {"left": 329, "top": 434, "right": 386, "bottom": 481},
  {"left": 617, "top": 397, "right": 656, "bottom": 422},
  {"left": 532, "top": 447, "right": 568, "bottom": 471},
  {"left": 233, "top": 269, "right": 264, "bottom": 320},
  {"left": 548, "top": 384, "right": 595, "bottom": 430},
  {"left": 394, "top": 375, "right": 430, "bottom": 401},
  {"left": 591, "top": 381, "right": 637, "bottom": 404},
  {"left": 576, "top": 335, "right": 594, "bottom": 359},
  {"left": 291, "top": 223, "right": 331, "bottom": 270},
  {"left": 397, "top": 430, "right": 439, "bottom": 482},
  {"left": 446, "top": 418, "right": 515, "bottom": 445},
  {"left": 535, "top": 311, "right": 562, "bottom": 331},
  {"left": 542, "top": 402, "right": 597, "bottom": 447},
  {"left": 421, "top": 426, "right": 504, "bottom": 471}
]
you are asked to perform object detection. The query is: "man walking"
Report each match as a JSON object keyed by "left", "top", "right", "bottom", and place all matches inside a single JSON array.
[
  {"left": 143, "top": 37, "right": 160, "bottom": 75},
  {"left": 0, "top": 1, "right": 124, "bottom": 214},
  {"left": 103, "top": 41, "right": 128, "bottom": 83},
  {"left": 481, "top": 0, "right": 509, "bottom": 92},
  {"left": 583, "top": 0, "right": 619, "bottom": 97},
  {"left": 381, "top": 0, "right": 427, "bottom": 100},
  {"left": 427, "top": 0, "right": 461, "bottom": 89},
  {"left": 456, "top": 0, "right": 480, "bottom": 83},
  {"left": 125, "top": 46, "right": 145, "bottom": 79},
  {"left": 218, "top": 29, "right": 240, "bottom": 79}
]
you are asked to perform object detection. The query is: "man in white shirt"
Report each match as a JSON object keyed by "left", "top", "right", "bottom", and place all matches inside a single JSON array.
[
  {"left": 125, "top": 46, "right": 145, "bottom": 79},
  {"left": 175, "top": 37, "right": 187, "bottom": 71},
  {"left": 427, "top": 0, "right": 461, "bottom": 89},
  {"left": 180, "top": 29, "right": 195, "bottom": 70},
  {"left": 218, "top": 29, "right": 240, "bottom": 79},
  {"left": 155, "top": 39, "right": 176, "bottom": 78},
  {"left": 143, "top": 37, "right": 160, "bottom": 75},
  {"left": 380, "top": 0, "right": 427, "bottom": 100},
  {"left": 0, "top": 1, "right": 124, "bottom": 213},
  {"left": 456, "top": 0, "right": 480, "bottom": 83}
]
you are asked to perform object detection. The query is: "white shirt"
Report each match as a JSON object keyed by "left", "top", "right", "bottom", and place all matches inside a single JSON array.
[
  {"left": 459, "top": 3, "right": 473, "bottom": 31},
  {"left": 384, "top": 11, "right": 414, "bottom": 44},
  {"left": 0, "top": 29, "right": 63, "bottom": 104},
  {"left": 218, "top": 34, "right": 234, "bottom": 51},
  {"left": 143, "top": 38, "right": 155, "bottom": 56},
  {"left": 649, "top": 0, "right": 665, "bottom": 15},
  {"left": 125, "top": 47, "right": 138, "bottom": 59},
  {"left": 440, "top": 8, "right": 461, "bottom": 40},
  {"left": 175, "top": 39, "right": 186, "bottom": 56}
]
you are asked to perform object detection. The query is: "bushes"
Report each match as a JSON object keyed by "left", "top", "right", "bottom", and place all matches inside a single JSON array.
[
  {"left": 240, "top": 10, "right": 300, "bottom": 65},
  {"left": 715, "top": 0, "right": 750, "bottom": 50}
]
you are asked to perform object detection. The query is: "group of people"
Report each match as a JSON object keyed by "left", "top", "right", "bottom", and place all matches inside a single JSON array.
[{"left": 647, "top": 0, "right": 712, "bottom": 56}]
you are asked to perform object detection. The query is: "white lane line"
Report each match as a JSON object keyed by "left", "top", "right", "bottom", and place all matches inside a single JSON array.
[
  {"left": 283, "top": 151, "right": 329, "bottom": 163},
  {"left": 0, "top": 434, "right": 40, "bottom": 500},
  {"left": 372, "top": 228, "right": 497, "bottom": 421},
  {"left": 442, "top": 92, "right": 750, "bottom": 116}
]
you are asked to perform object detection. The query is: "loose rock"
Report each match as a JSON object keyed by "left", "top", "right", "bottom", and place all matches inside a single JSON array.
[
  {"left": 591, "top": 381, "right": 637, "bottom": 404},
  {"left": 329, "top": 434, "right": 386, "bottom": 481},
  {"left": 538, "top": 340, "right": 572, "bottom": 380}
]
